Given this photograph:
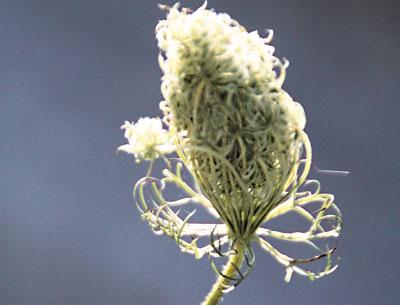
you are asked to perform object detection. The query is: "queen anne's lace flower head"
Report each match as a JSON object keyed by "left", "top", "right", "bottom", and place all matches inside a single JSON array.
[
  {"left": 157, "top": 3, "right": 308, "bottom": 240},
  {"left": 119, "top": 117, "right": 174, "bottom": 162},
  {"left": 120, "top": 3, "right": 344, "bottom": 304}
]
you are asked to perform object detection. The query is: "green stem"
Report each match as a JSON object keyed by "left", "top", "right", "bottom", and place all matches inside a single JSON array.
[{"left": 201, "top": 242, "right": 245, "bottom": 305}]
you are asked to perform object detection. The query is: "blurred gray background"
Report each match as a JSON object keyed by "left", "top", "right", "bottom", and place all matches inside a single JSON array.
[{"left": 1, "top": 1, "right": 399, "bottom": 304}]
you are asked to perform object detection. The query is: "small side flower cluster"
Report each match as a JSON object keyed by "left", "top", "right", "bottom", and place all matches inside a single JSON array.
[
  {"left": 119, "top": 3, "right": 343, "bottom": 305},
  {"left": 118, "top": 117, "right": 174, "bottom": 162}
]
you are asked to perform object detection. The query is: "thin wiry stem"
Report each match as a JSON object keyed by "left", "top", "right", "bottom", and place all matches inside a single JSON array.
[{"left": 202, "top": 242, "right": 245, "bottom": 305}]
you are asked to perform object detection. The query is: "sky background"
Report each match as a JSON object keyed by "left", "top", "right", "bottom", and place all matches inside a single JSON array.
[{"left": 1, "top": 1, "right": 399, "bottom": 305}]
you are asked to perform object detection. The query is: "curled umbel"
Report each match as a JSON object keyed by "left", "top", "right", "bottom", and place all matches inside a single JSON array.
[
  {"left": 120, "top": 3, "right": 342, "bottom": 303},
  {"left": 158, "top": 3, "right": 307, "bottom": 240}
]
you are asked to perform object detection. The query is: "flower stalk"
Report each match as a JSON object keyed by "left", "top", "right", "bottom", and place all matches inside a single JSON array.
[{"left": 202, "top": 242, "right": 245, "bottom": 305}]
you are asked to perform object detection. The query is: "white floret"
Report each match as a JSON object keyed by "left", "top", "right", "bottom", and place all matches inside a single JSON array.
[{"left": 119, "top": 117, "right": 175, "bottom": 161}]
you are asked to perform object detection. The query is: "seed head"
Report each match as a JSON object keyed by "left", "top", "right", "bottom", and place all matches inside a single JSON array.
[
  {"left": 157, "top": 3, "right": 306, "bottom": 238},
  {"left": 120, "top": 3, "right": 343, "bottom": 292}
]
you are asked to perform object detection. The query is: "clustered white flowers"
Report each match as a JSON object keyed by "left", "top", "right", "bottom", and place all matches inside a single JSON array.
[
  {"left": 118, "top": 117, "right": 174, "bottom": 162},
  {"left": 119, "top": 3, "right": 343, "bottom": 305}
]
